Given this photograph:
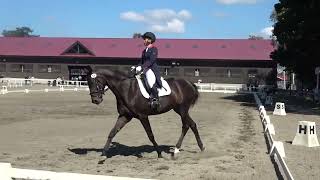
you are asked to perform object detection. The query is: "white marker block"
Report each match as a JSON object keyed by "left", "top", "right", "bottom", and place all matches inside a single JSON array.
[
  {"left": 44, "top": 88, "right": 49, "bottom": 92},
  {"left": 25, "top": 89, "right": 29, "bottom": 94},
  {"left": 292, "top": 121, "right": 319, "bottom": 147},
  {"left": 273, "top": 102, "right": 286, "bottom": 116},
  {"left": 74, "top": 88, "right": 78, "bottom": 91},
  {"left": 85, "top": 87, "right": 90, "bottom": 91},
  {"left": 270, "top": 141, "right": 285, "bottom": 158},
  {"left": 0, "top": 163, "right": 12, "bottom": 180},
  {"left": 265, "top": 96, "right": 273, "bottom": 105}
]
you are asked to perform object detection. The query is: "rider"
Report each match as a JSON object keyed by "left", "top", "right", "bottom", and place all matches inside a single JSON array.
[{"left": 136, "top": 32, "right": 162, "bottom": 110}]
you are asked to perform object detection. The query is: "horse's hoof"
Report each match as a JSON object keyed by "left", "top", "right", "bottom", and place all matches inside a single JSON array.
[
  {"left": 201, "top": 147, "right": 206, "bottom": 152},
  {"left": 101, "top": 150, "right": 108, "bottom": 156}
]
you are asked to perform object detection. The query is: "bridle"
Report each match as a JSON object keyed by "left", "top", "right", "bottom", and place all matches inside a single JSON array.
[{"left": 89, "top": 74, "right": 108, "bottom": 96}]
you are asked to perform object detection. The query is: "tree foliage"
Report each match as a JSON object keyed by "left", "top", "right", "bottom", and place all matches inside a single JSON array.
[
  {"left": 248, "top": 35, "right": 264, "bottom": 40},
  {"left": 2, "top": 27, "right": 39, "bottom": 37},
  {"left": 270, "top": 0, "right": 320, "bottom": 87},
  {"left": 132, "top": 33, "right": 142, "bottom": 39}
]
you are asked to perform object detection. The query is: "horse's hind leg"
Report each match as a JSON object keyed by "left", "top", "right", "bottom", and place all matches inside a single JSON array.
[
  {"left": 139, "top": 118, "right": 162, "bottom": 158},
  {"left": 102, "top": 115, "right": 132, "bottom": 156},
  {"left": 186, "top": 113, "right": 205, "bottom": 151}
]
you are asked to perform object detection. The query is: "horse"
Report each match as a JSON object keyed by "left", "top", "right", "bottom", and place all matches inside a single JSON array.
[{"left": 85, "top": 66, "right": 205, "bottom": 158}]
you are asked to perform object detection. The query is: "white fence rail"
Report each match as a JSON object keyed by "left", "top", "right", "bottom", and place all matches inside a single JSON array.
[
  {"left": 195, "top": 83, "right": 247, "bottom": 93},
  {"left": 253, "top": 93, "right": 294, "bottom": 180},
  {"left": 1, "top": 78, "right": 88, "bottom": 88}
]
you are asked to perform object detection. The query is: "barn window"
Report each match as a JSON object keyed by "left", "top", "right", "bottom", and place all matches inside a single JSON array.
[
  {"left": 231, "top": 69, "right": 242, "bottom": 78},
  {"left": 10, "top": 64, "right": 33, "bottom": 72},
  {"left": 63, "top": 41, "right": 93, "bottom": 55},
  {"left": 39, "top": 65, "right": 61, "bottom": 73},
  {"left": 248, "top": 69, "right": 258, "bottom": 78},
  {"left": 227, "top": 69, "right": 231, "bottom": 78},
  {"left": 216, "top": 68, "right": 228, "bottom": 77},
  {"left": 0, "top": 64, "right": 5, "bottom": 72},
  {"left": 167, "top": 68, "right": 179, "bottom": 76},
  {"left": 195, "top": 69, "right": 200, "bottom": 77},
  {"left": 164, "top": 68, "right": 168, "bottom": 76},
  {"left": 47, "top": 65, "right": 52, "bottom": 73}
]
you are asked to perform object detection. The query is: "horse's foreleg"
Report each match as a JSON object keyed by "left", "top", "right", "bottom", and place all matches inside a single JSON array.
[
  {"left": 187, "top": 114, "right": 205, "bottom": 151},
  {"left": 102, "top": 115, "right": 132, "bottom": 156},
  {"left": 140, "top": 118, "right": 162, "bottom": 158}
]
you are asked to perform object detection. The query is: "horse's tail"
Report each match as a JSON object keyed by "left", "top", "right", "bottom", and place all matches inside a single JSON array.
[{"left": 190, "top": 82, "right": 199, "bottom": 107}]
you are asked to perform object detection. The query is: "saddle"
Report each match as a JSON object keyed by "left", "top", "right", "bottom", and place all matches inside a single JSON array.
[{"left": 135, "top": 74, "right": 171, "bottom": 99}]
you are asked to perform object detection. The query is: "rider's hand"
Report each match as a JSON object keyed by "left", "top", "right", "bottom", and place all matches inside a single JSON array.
[{"left": 136, "top": 66, "right": 142, "bottom": 73}]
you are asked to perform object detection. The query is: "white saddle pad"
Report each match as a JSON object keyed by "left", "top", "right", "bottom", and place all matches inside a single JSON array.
[{"left": 136, "top": 75, "right": 171, "bottom": 99}]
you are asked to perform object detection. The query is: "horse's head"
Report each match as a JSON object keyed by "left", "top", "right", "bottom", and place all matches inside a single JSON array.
[{"left": 85, "top": 66, "right": 108, "bottom": 105}]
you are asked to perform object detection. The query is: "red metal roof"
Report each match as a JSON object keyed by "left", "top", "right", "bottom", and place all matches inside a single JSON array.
[{"left": 0, "top": 37, "right": 274, "bottom": 61}]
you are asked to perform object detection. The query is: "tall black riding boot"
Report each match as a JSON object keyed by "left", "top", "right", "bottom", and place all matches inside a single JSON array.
[
  {"left": 150, "top": 86, "right": 160, "bottom": 110},
  {"left": 141, "top": 74, "right": 152, "bottom": 95}
]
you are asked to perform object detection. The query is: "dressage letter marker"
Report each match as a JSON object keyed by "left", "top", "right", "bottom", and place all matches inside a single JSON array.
[
  {"left": 273, "top": 102, "right": 286, "bottom": 116},
  {"left": 292, "top": 121, "right": 319, "bottom": 147}
]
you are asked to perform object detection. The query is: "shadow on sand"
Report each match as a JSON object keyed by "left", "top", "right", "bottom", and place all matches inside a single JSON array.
[
  {"left": 68, "top": 142, "right": 173, "bottom": 159},
  {"left": 221, "top": 93, "right": 256, "bottom": 108}
]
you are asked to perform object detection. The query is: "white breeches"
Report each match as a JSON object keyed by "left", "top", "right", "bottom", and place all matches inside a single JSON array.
[{"left": 146, "top": 69, "right": 156, "bottom": 88}]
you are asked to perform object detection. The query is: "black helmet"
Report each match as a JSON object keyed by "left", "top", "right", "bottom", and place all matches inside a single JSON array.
[{"left": 142, "top": 32, "right": 156, "bottom": 43}]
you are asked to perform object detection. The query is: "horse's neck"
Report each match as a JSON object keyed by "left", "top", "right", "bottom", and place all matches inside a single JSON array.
[{"left": 100, "top": 70, "right": 127, "bottom": 99}]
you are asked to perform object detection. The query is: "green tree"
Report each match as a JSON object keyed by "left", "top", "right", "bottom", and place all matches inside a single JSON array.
[
  {"left": 248, "top": 35, "right": 264, "bottom": 40},
  {"left": 270, "top": 0, "right": 320, "bottom": 87},
  {"left": 132, "top": 33, "right": 142, "bottom": 39},
  {"left": 2, "top": 27, "right": 39, "bottom": 37}
]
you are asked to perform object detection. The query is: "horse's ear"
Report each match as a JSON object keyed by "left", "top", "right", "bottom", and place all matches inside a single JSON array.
[{"left": 84, "top": 66, "right": 93, "bottom": 75}]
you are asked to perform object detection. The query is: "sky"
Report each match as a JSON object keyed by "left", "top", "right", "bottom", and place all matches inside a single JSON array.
[{"left": 0, "top": 0, "right": 278, "bottom": 39}]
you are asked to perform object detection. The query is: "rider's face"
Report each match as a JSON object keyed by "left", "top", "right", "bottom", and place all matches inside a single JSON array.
[{"left": 143, "top": 38, "right": 151, "bottom": 46}]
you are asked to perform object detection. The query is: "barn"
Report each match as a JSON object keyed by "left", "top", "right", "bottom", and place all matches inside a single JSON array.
[{"left": 0, "top": 37, "right": 275, "bottom": 85}]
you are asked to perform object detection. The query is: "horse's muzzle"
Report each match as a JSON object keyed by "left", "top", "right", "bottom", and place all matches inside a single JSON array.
[{"left": 92, "top": 99, "right": 103, "bottom": 105}]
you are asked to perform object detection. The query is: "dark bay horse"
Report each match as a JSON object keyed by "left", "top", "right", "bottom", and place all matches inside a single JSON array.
[{"left": 85, "top": 66, "right": 204, "bottom": 158}]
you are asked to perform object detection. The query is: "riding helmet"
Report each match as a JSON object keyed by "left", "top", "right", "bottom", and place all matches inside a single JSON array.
[{"left": 142, "top": 32, "right": 156, "bottom": 43}]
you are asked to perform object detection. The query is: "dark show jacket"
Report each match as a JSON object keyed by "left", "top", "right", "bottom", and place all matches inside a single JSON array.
[{"left": 139, "top": 46, "right": 162, "bottom": 87}]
